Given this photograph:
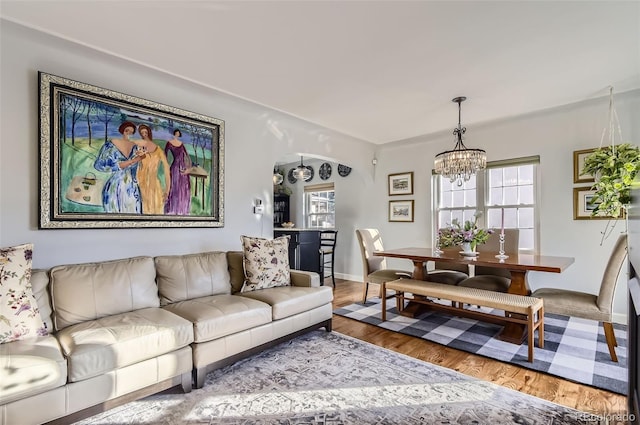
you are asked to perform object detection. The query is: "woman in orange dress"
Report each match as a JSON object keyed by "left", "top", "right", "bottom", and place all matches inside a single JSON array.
[{"left": 135, "top": 124, "right": 171, "bottom": 214}]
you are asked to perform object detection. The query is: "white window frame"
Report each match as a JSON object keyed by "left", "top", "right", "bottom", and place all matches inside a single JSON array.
[
  {"left": 304, "top": 183, "right": 335, "bottom": 228},
  {"left": 432, "top": 156, "right": 540, "bottom": 254}
]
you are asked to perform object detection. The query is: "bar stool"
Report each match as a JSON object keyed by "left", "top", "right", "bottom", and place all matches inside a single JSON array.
[{"left": 319, "top": 230, "right": 338, "bottom": 287}]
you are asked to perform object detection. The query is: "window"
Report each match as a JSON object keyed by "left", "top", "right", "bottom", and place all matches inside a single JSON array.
[
  {"left": 433, "top": 156, "right": 539, "bottom": 253},
  {"left": 305, "top": 183, "right": 335, "bottom": 228}
]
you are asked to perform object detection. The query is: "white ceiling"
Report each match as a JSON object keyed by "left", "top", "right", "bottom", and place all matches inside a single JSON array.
[{"left": 2, "top": 1, "right": 639, "bottom": 144}]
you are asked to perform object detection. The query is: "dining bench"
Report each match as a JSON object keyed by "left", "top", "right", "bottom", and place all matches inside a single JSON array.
[{"left": 381, "top": 278, "right": 545, "bottom": 362}]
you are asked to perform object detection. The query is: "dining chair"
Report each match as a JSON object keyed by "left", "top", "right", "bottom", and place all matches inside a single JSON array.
[
  {"left": 532, "top": 233, "right": 627, "bottom": 362},
  {"left": 457, "top": 229, "right": 520, "bottom": 292},
  {"left": 355, "top": 229, "right": 413, "bottom": 304},
  {"left": 319, "top": 230, "right": 338, "bottom": 287},
  {"left": 426, "top": 247, "right": 470, "bottom": 285}
]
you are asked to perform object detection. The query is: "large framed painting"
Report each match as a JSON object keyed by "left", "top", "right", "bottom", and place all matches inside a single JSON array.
[{"left": 38, "top": 72, "right": 224, "bottom": 228}]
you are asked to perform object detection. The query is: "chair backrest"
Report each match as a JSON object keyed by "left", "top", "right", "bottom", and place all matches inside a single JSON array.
[
  {"left": 355, "top": 228, "right": 387, "bottom": 275},
  {"left": 597, "top": 233, "right": 628, "bottom": 315},
  {"left": 475, "top": 229, "right": 519, "bottom": 277},
  {"left": 434, "top": 247, "right": 469, "bottom": 273},
  {"left": 320, "top": 230, "right": 338, "bottom": 252}
]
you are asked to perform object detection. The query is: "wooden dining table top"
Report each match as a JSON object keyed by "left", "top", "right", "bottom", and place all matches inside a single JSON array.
[{"left": 373, "top": 247, "right": 575, "bottom": 274}]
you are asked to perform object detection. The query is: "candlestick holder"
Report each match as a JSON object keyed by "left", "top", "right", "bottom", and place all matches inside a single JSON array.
[
  {"left": 495, "top": 232, "right": 509, "bottom": 259},
  {"left": 433, "top": 234, "right": 443, "bottom": 256}
]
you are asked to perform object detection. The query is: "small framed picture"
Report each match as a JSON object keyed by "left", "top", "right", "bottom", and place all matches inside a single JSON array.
[
  {"left": 573, "top": 187, "right": 624, "bottom": 220},
  {"left": 573, "top": 148, "right": 597, "bottom": 183},
  {"left": 388, "top": 172, "right": 414, "bottom": 196},
  {"left": 389, "top": 200, "right": 414, "bottom": 222}
]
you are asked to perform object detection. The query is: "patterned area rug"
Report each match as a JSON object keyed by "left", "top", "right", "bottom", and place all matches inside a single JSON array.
[
  {"left": 75, "top": 331, "right": 598, "bottom": 424},
  {"left": 334, "top": 298, "right": 627, "bottom": 394}
]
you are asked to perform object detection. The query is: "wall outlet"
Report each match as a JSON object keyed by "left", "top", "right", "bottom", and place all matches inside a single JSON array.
[{"left": 253, "top": 205, "right": 264, "bottom": 214}]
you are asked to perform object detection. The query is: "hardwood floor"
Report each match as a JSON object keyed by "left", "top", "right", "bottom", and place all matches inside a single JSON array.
[{"left": 330, "top": 279, "right": 627, "bottom": 418}]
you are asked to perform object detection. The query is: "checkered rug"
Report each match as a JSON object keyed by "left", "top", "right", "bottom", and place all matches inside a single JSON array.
[{"left": 334, "top": 298, "right": 628, "bottom": 394}]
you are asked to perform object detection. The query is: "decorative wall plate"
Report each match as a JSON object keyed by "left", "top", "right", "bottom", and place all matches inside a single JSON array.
[
  {"left": 287, "top": 168, "right": 298, "bottom": 184},
  {"left": 304, "top": 166, "right": 314, "bottom": 182},
  {"left": 338, "top": 164, "right": 352, "bottom": 177},
  {"left": 319, "top": 162, "right": 332, "bottom": 180}
]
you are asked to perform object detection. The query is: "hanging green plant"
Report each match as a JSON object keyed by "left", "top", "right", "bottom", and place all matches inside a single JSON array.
[{"left": 582, "top": 142, "right": 640, "bottom": 217}]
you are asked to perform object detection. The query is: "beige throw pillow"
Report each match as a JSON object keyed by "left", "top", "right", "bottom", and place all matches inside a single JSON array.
[
  {"left": 0, "top": 243, "right": 47, "bottom": 343},
  {"left": 241, "top": 235, "right": 291, "bottom": 292}
]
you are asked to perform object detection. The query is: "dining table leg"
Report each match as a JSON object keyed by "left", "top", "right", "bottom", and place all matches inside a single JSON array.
[
  {"left": 412, "top": 260, "right": 425, "bottom": 280},
  {"left": 395, "top": 260, "right": 427, "bottom": 317},
  {"left": 497, "top": 270, "right": 531, "bottom": 344}
]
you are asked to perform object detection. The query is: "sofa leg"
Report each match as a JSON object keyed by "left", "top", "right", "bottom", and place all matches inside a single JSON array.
[
  {"left": 324, "top": 318, "right": 332, "bottom": 332},
  {"left": 194, "top": 367, "right": 207, "bottom": 389},
  {"left": 181, "top": 371, "right": 192, "bottom": 393}
]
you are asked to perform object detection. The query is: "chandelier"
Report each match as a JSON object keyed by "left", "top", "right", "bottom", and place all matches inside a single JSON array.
[
  {"left": 295, "top": 156, "right": 311, "bottom": 180},
  {"left": 434, "top": 96, "right": 486, "bottom": 186}
]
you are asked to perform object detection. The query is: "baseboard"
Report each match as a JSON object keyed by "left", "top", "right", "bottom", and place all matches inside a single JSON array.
[
  {"left": 613, "top": 312, "right": 627, "bottom": 324},
  {"left": 336, "top": 272, "right": 361, "bottom": 282}
]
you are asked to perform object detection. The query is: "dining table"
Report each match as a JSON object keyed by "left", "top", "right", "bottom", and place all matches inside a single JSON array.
[{"left": 373, "top": 247, "right": 575, "bottom": 344}]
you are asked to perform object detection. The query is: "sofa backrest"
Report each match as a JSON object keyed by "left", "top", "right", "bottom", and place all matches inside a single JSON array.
[
  {"left": 50, "top": 256, "right": 159, "bottom": 331},
  {"left": 154, "top": 251, "right": 231, "bottom": 305},
  {"left": 227, "top": 251, "right": 245, "bottom": 294},
  {"left": 31, "top": 269, "right": 54, "bottom": 332}
]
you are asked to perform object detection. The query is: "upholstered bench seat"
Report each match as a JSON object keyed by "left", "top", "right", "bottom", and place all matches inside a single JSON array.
[
  {"left": 382, "top": 278, "right": 544, "bottom": 362},
  {"left": 0, "top": 335, "right": 67, "bottom": 404},
  {"left": 240, "top": 286, "right": 334, "bottom": 320},
  {"left": 55, "top": 308, "right": 194, "bottom": 382},
  {"left": 162, "top": 295, "right": 272, "bottom": 342}
]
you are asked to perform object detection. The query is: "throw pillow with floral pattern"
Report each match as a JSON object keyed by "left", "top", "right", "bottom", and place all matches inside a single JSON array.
[
  {"left": 0, "top": 243, "right": 47, "bottom": 343},
  {"left": 241, "top": 235, "right": 291, "bottom": 292}
]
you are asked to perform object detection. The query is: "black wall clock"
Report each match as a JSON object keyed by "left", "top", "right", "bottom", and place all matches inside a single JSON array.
[
  {"left": 319, "top": 162, "right": 332, "bottom": 180},
  {"left": 338, "top": 164, "right": 352, "bottom": 177},
  {"left": 287, "top": 168, "right": 298, "bottom": 184}
]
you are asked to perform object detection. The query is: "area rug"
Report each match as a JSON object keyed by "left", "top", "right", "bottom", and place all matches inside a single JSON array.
[
  {"left": 334, "top": 299, "right": 627, "bottom": 394},
  {"left": 75, "top": 331, "right": 599, "bottom": 424}
]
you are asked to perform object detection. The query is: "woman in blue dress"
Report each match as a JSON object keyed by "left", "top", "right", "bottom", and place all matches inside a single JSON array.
[{"left": 93, "top": 121, "right": 144, "bottom": 213}]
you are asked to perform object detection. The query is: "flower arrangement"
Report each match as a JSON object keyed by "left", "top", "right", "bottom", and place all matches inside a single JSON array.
[
  {"left": 438, "top": 214, "right": 494, "bottom": 251},
  {"left": 582, "top": 143, "right": 639, "bottom": 218}
]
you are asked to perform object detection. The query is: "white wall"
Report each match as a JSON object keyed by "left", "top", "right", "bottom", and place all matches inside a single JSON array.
[
  {"left": 0, "top": 21, "right": 374, "bottom": 268},
  {"left": 2, "top": 21, "right": 637, "bottom": 321}
]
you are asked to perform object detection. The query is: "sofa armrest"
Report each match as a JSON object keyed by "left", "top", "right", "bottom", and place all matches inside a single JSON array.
[{"left": 290, "top": 270, "right": 321, "bottom": 287}]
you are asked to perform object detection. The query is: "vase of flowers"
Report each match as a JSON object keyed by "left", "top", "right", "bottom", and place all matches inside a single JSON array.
[{"left": 438, "top": 214, "right": 494, "bottom": 253}]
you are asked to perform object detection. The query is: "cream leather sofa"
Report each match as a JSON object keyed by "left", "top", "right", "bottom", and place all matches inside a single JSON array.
[{"left": 0, "top": 251, "right": 333, "bottom": 425}]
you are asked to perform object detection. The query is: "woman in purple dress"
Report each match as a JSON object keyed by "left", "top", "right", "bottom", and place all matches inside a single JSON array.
[{"left": 164, "top": 129, "right": 192, "bottom": 215}]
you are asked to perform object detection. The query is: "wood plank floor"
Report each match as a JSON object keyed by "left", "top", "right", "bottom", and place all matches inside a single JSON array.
[{"left": 330, "top": 278, "right": 627, "bottom": 418}]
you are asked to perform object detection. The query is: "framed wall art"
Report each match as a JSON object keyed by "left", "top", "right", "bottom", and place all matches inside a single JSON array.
[
  {"left": 573, "top": 148, "right": 596, "bottom": 183},
  {"left": 573, "top": 187, "right": 623, "bottom": 220},
  {"left": 388, "top": 171, "right": 414, "bottom": 196},
  {"left": 38, "top": 72, "right": 225, "bottom": 228},
  {"left": 389, "top": 200, "right": 414, "bottom": 222}
]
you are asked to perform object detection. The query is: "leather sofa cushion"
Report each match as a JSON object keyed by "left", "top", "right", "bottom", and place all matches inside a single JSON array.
[
  {"left": 0, "top": 335, "right": 67, "bottom": 404},
  {"left": 50, "top": 257, "right": 159, "bottom": 331},
  {"left": 240, "top": 286, "right": 333, "bottom": 320},
  {"left": 155, "top": 252, "right": 231, "bottom": 305},
  {"left": 227, "top": 251, "right": 245, "bottom": 294},
  {"left": 31, "top": 269, "right": 54, "bottom": 333},
  {"left": 163, "top": 294, "right": 272, "bottom": 343},
  {"left": 55, "top": 308, "right": 193, "bottom": 383}
]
